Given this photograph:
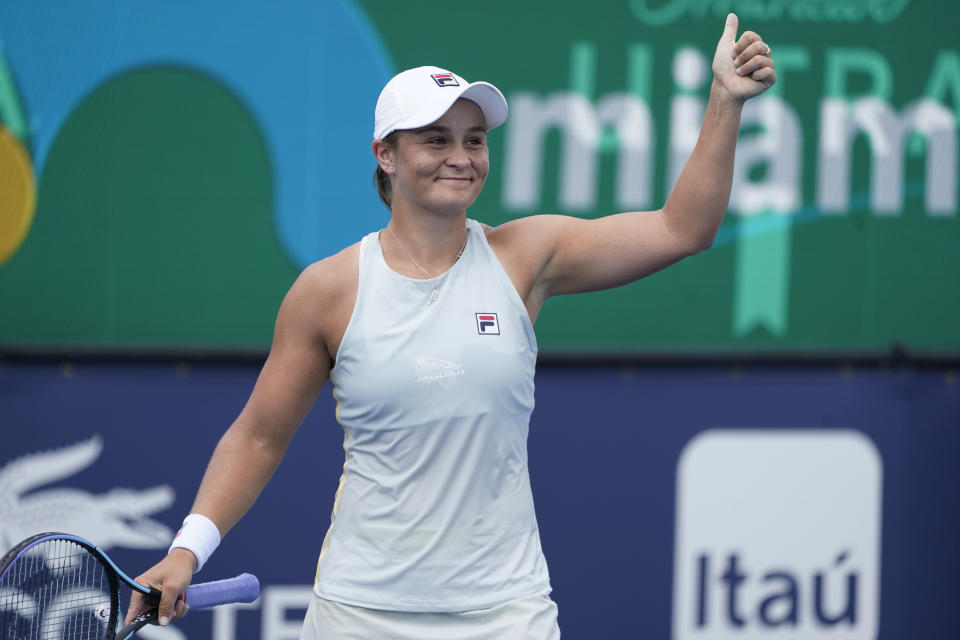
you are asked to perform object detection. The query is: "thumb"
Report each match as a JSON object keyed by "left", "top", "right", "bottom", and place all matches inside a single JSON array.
[{"left": 721, "top": 12, "right": 738, "bottom": 43}]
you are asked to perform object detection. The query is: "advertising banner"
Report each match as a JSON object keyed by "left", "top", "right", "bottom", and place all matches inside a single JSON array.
[
  {"left": 1, "top": 361, "right": 957, "bottom": 638},
  {"left": 0, "top": 0, "right": 957, "bottom": 354}
]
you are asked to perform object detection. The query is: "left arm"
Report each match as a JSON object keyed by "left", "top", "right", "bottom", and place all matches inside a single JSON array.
[
  {"left": 493, "top": 13, "right": 776, "bottom": 309},
  {"left": 658, "top": 13, "right": 776, "bottom": 257}
]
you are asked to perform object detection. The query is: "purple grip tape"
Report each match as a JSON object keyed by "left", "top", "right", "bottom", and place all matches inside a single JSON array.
[{"left": 184, "top": 573, "right": 260, "bottom": 609}]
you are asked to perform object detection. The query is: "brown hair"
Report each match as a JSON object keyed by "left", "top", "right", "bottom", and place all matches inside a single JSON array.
[{"left": 373, "top": 132, "right": 398, "bottom": 209}]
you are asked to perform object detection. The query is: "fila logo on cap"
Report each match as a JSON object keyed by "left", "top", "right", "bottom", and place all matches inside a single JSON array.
[
  {"left": 476, "top": 313, "right": 499, "bottom": 335},
  {"left": 431, "top": 73, "right": 459, "bottom": 87}
]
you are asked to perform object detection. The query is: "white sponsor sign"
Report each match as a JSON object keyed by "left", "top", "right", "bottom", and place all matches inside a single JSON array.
[{"left": 672, "top": 430, "right": 882, "bottom": 639}]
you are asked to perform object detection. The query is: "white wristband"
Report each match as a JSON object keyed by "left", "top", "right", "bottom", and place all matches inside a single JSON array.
[{"left": 169, "top": 513, "right": 221, "bottom": 573}]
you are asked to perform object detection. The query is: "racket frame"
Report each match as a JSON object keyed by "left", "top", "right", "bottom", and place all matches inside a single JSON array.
[
  {"left": 0, "top": 531, "right": 260, "bottom": 640},
  {"left": 0, "top": 531, "right": 156, "bottom": 639}
]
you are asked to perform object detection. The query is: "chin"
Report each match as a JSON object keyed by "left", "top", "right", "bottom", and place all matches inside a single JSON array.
[
  {"left": 433, "top": 200, "right": 476, "bottom": 215},
  {"left": 431, "top": 191, "right": 481, "bottom": 212}
]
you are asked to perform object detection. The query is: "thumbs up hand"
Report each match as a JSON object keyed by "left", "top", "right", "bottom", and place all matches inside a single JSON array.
[{"left": 711, "top": 13, "right": 777, "bottom": 104}]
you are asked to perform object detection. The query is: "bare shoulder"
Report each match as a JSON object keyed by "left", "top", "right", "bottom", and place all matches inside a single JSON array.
[
  {"left": 237, "top": 243, "right": 362, "bottom": 435},
  {"left": 483, "top": 214, "right": 572, "bottom": 274},
  {"left": 294, "top": 241, "right": 360, "bottom": 303},
  {"left": 483, "top": 214, "right": 564, "bottom": 255},
  {"left": 277, "top": 241, "right": 360, "bottom": 357}
]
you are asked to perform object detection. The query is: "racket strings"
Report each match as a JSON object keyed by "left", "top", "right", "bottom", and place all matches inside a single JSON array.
[{"left": 0, "top": 538, "right": 114, "bottom": 639}]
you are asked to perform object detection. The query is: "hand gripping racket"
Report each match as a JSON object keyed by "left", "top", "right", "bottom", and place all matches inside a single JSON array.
[{"left": 0, "top": 532, "right": 260, "bottom": 639}]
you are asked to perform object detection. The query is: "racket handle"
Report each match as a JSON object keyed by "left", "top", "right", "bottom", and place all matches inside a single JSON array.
[{"left": 184, "top": 573, "right": 260, "bottom": 608}]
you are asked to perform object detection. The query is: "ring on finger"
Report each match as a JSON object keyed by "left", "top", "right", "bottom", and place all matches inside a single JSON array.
[{"left": 764, "top": 44, "right": 771, "bottom": 56}]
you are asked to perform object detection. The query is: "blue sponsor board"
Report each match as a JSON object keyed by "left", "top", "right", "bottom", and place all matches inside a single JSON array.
[{"left": 1, "top": 361, "right": 958, "bottom": 638}]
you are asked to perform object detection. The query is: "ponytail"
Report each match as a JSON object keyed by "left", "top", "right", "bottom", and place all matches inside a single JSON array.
[{"left": 374, "top": 165, "right": 392, "bottom": 209}]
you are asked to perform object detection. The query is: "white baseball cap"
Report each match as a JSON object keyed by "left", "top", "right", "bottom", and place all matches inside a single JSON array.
[{"left": 373, "top": 66, "right": 508, "bottom": 141}]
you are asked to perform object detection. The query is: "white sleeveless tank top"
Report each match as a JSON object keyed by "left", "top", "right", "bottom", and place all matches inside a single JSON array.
[{"left": 314, "top": 219, "right": 550, "bottom": 612}]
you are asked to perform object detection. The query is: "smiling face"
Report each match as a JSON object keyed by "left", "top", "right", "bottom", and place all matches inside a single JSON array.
[{"left": 376, "top": 98, "right": 489, "bottom": 216}]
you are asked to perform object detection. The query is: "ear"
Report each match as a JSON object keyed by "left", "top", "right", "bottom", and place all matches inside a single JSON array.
[{"left": 372, "top": 139, "right": 396, "bottom": 174}]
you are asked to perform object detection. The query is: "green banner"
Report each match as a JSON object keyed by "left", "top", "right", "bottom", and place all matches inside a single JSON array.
[{"left": 0, "top": 0, "right": 957, "bottom": 354}]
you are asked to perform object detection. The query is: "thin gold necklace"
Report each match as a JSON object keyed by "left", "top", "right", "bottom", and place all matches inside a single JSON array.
[{"left": 386, "top": 224, "right": 468, "bottom": 306}]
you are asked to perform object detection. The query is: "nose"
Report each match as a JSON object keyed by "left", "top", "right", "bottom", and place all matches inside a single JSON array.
[{"left": 445, "top": 145, "right": 470, "bottom": 169}]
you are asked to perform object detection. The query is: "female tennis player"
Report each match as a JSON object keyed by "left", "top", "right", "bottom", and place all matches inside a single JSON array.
[{"left": 127, "top": 13, "right": 775, "bottom": 639}]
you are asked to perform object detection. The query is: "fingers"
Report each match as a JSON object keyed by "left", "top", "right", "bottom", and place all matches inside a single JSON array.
[
  {"left": 734, "top": 39, "right": 771, "bottom": 69},
  {"left": 125, "top": 589, "right": 152, "bottom": 625},
  {"left": 155, "top": 565, "right": 193, "bottom": 626},
  {"left": 735, "top": 51, "right": 775, "bottom": 78},
  {"left": 175, "top": 594, "right": 191, "bottom": 619},
  {"left": 713, "top": 14, "right": 776, "bottom": 99},
  {"left": 157, "top": 585, "right": 182, "bottom": 626},
  {"left": 123, "top": 552, "right": 196, "bottom": 626},
  {"left": 748, "top": 66, "right": 777, "bottom": 86},
  {"left": 733, "top": 30, "right": 764, "bottom": 58}
]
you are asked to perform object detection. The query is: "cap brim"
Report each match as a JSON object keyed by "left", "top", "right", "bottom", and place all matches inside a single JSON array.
[
  {"left": 459, "top": 82, "right": 508, "bottom": 131},
  {"left": 390, "top": 81, "right": 508, "bottom": 137}
]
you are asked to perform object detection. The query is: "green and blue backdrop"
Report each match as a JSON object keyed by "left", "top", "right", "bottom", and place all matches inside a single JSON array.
[{"left": 1, "top": 0, "right": 957, "bottom": 355}]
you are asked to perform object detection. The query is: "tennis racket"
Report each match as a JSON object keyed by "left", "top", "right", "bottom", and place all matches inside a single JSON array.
[{"left": 0, "top": 531, "right": 260, "bottom": 639}]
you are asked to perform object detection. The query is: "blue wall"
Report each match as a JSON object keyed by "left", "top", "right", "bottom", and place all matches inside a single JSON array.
[{"left": 1, "top": 361, "right": 957, "bottom": 638}]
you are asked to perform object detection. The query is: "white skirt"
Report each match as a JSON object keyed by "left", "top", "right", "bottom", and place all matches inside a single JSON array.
[{"left": 299, "top": 593, "right": 561, "bottom": 640}]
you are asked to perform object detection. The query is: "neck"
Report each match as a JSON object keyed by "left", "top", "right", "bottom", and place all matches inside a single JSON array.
[
  {"left": 383, "top": 208, "right": 468, "bottom": 278},
  {"left": 390, "top": 198, "right": 468, "bottom": 234}
]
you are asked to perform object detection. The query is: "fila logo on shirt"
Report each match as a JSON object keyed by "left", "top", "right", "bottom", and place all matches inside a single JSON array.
[
  {"left": 431, "top": 73, "right": 459, "bottom": 87},
  {"left": 476, "top": 313, "right": 499, "bottom": 335}
]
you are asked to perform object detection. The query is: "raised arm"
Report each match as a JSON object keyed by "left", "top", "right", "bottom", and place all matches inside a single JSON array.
[
  {"left": 125, "top": 261, "right": 339, "bottom": 626},
  {"left": 658, "top": 12, "right": 775, "bottom": 257},
  {"left": 495, "top": 14, "right": 776, "bottom": 311}
]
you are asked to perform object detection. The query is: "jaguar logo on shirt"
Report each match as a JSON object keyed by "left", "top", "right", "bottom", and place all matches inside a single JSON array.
[{"left": 415, "top": 357, "right": 465, "bottom": 388}]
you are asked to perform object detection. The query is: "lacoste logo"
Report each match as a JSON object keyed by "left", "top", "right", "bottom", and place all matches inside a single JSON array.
[{"left": 0, "top": 436, "right": 176, "bottom": 551}]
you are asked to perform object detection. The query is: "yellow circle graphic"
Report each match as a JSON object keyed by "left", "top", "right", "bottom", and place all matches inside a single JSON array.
[{"left": 0, "top": 125, "right": 36, "bottom": 266}]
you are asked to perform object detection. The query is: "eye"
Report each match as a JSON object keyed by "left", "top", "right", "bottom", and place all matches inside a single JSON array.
[{"left": 427, "top": 137, "right": 446, "bottom": 145}]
